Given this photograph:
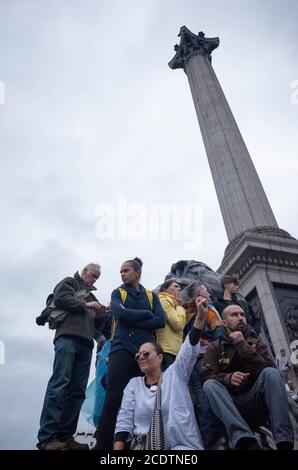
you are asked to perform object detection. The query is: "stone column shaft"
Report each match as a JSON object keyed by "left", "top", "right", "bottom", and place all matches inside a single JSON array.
[{"left": 169, "top": 27, "right": 278, "bottom": 242}]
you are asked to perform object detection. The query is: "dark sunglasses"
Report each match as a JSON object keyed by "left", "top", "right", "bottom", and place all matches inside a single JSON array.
[{"left": 135, "top": 351, "right": 151, "bottom": 361}]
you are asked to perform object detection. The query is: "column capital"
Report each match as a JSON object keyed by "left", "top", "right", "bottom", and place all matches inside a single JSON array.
[{"left": 168, "top": 26, "right": 219, "bottom": 70}]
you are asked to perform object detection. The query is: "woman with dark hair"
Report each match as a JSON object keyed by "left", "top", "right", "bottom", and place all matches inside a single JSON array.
[
  {"left": 113, "top": 298, "right": 208, "bottom": 450},
  {"left": 156, "top": 279, "right": 187, "bottom": 369},
  {"left": 94, "top": 258, "right": 166, "bottom": 450}
]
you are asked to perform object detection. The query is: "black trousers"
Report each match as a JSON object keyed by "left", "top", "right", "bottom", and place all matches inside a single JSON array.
[{"left": 95, "top": 349, "right": 141, "bottom": 450}]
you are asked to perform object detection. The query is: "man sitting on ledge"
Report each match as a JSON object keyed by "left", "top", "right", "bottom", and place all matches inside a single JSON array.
[{"left": 200, "top": 305, "right": 294, "bottom": 450}]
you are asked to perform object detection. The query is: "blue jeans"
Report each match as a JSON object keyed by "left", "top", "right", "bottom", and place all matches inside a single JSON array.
[
  {"left": 190, "top": 355, "right": 220, "bottom": 448},
  {"left": 37, "top": 335, "right": 92, "bottom": 447},
  {"left": 203, "top": 367, "right": 293, "bottom": 448}
]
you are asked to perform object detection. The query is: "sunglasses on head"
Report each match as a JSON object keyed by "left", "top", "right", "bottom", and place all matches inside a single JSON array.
[{"left": 135, "top": 351, "right": 151, "bottom": 361}]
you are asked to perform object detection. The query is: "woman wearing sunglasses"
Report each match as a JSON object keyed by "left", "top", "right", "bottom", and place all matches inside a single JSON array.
[
  {"left": 113, "top": 297, "right": 208, "bottom": 450},
  {"left": 94, "top": 257, "right": 166, "bottom": 450}
]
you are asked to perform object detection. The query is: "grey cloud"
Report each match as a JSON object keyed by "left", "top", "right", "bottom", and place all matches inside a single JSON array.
[{"left": 0, "top": 336, "right": 53, "bottom": 449}]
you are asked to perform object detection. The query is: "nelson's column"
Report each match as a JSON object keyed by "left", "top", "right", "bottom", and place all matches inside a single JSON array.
[{"left": 169, "top": 26, "right": 298, "bottom": 364}]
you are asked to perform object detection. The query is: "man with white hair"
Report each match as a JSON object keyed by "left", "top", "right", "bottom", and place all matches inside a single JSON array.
[{"left": 37, "top": 264, "right": 106, "bottom": 450}]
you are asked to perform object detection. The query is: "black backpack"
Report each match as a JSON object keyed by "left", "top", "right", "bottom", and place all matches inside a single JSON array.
[{"left": 36, "top": 294, "right": 55, "bottom": 327}]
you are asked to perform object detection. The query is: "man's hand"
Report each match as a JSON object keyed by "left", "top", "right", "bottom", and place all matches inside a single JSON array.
[
  {"left": 194, "top": 296, "right": 208, "bottom": 329},
  {"left": 85, "top": 301, "right": 106, "bottom": 315},
  {"left": 113, "top": 441, "right": 125, "bottom": 450},
  {"left": 230, "top": 371, "right": 250, "bottom": 387},
  {"left": 229, "top": 331, "right": 244, "bottom": 344}
]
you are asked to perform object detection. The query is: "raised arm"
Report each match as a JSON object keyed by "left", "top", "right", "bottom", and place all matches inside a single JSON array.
[{"left": 173, "top": 296, "right": 207, "bottom": 382}]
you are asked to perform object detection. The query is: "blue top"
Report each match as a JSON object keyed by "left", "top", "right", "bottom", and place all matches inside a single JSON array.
[{"left": 109, "top": 284, "right": 166, "bottom": 356}]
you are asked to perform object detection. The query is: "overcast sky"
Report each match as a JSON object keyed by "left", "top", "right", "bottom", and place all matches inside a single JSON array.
[{"left": 0, "top": 0, "right": 297, "bottom": 449}]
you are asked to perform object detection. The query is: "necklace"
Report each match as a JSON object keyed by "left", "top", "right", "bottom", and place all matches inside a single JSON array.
[{"left": 145, "top": 378, "right": 158, "bottom": 392}]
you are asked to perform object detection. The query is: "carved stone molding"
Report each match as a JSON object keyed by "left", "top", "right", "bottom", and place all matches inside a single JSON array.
[
  {"left": 169, "top": 26, "right": 219, "bottom": 70},
  {"left": 224, "top": 226, "right": 294, "bottom": 259},
  {"left": 237, "top": 252, "right": 298, "bottom": 278},
  {"left": 218, "top": 228, "right": 298, "bottom": 278}
]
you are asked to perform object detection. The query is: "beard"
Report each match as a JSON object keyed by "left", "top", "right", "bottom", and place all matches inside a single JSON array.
[{"left": 235, "top": 323, "right": 248, "bottom": 336}]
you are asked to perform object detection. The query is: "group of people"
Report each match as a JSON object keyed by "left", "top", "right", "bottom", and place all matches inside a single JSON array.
[{"left": 36, "top": 260, "right": 294, "bottom": 451}]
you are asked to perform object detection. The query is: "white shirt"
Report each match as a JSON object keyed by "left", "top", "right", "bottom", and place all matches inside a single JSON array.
[
  {"left": 276, "top": 355, "right": 290, "bottom": 372},
  {"left": 115, "top": 335, "right": 204, "bottom": 450}
]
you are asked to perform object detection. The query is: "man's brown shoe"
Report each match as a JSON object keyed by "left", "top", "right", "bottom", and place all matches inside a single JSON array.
[
  {"left": 40, "top": 439, "right": 68, "bottom": 450},
  {"left": 64, "top": 439, "right": 89, "bottom": 450}
]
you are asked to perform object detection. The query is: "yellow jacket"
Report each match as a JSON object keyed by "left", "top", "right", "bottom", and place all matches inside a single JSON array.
[{"left": 156, "top": 292, "right": 187, "bottom": 356}]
